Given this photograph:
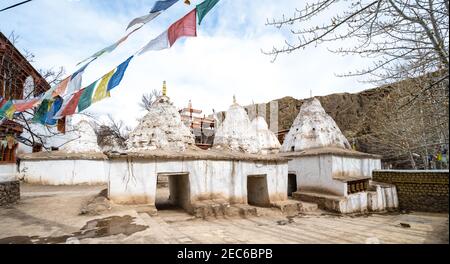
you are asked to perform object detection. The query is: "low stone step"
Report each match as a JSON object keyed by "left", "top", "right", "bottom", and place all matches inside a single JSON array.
[
  {"left": 227, "top": 204, "right": 259, "bottom": 217},
  {"left": 191, "top": 199, "right": 231, "bottom": 218},
  {"left": 298, "top": 201, "right": 319, "bottom": 213},
  {"left": 271, "top": 200, "right": 319, "bottom": 215}
]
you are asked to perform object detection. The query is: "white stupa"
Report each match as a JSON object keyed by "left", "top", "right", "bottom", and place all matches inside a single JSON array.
[
  {"left": 213, "top": 96, "right": 260, "bottom": 154},
  {"left": 281, "top": 98, "right": 351, "bottom": 152},
  {"left": 61, "top": 118, "right": 101, "bottom": 153},
  {"left": 251, "top": 116, "right": 281, "bottom": 154},
  {"left": 126, "top": 82, "right": 195, "bottom": 152}
]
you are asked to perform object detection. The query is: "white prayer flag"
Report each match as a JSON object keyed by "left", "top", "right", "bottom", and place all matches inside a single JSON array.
[
  {"left": 138, "top": 30, "right": 170, "bottom": 55},
  {"left": 126, "top": 12, "right": 161, "bottom": 30}
]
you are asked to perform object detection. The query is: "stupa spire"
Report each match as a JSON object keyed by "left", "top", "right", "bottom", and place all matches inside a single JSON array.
[{"left": 162, "top": 81, "right": 167, "bottom": 96}]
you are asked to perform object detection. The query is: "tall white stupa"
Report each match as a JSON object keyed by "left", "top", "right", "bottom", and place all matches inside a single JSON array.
[
  {"left": 281, "top": 98, "right": 351, "bottom": 152},
  {"left": 213, "top": 96, "right": 260, "bottom": 154},
  {"left": 126, "top": 81, "right": 195, "bottom": 152}
]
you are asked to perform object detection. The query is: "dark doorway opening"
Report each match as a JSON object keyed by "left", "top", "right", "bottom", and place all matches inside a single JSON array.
[
  {"left": 288, "top": 174, "right": 297, "bottom": 197},
  {"left": 247, "top": 175, "right": 270, "bottom": 207},
  {"left": 155, "top": 173, "right": 191, "bottom": 212}
]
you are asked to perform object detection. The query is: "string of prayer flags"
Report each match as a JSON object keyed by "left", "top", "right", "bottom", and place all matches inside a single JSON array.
[
  {"left": 77, "top": 27, "right": 139, "bottom": 66},
  {"left": 6, "top": 0, "right": 222, "bottom": 123},
  {"left": 197, "top": 0, "right": 220, "bottom": 25},
  {"left": 126, "top": 0, "right": 180, "bottom": 30}
]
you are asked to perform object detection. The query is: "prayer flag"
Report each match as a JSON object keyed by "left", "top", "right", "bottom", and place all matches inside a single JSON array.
[
  {"left": 0, "top": 97, "right": 6, "bottom": 109},
  {"left": 127, "top": 0, "right": 179, "bottom": 30},
  {"left": 168, "top": 9, "right": 197, "bottom": 46},
  {"left": 52, "top": 77, "right": 70, "bottom": 97},
  {"left": 108, "top": 56, "right": 133, "bottom": 91},
  {"left": 5, "top": 104, "right": 16, "bottom": 119},
  {"left": 65, "top": 71, "right": 84, "bottom": 96},
  {"left": 45, "top": 97, "right": 63, "bottom": 126},
  {"left": 92, "top": 70, "right": 115, "bottom": 103},
  {"left": 138, "top": 30, "right": 170, "bottom": 55},
  {"left": 197, "top": 0, "right": 220, "bottom": 25},
  {"left": 78, "top": 80, "right": 98, "bottom": 112},
  {"left": 126, "top": 12, "right": 161, "bottom": 30},
  {"left": 0, "top": 101, "right": 13, "bottom": 119},
  {"left": 151, "top": 0, "right": 179, "bottom": 13},
  {"left": 56, "top": 90, "right": 84, "bottom": 118},
  {"left": 32, "top": 99, "right": 51, "bottom": 124},
  {"left": 13, "top": 98, "right": 39, "bottom": 112}
]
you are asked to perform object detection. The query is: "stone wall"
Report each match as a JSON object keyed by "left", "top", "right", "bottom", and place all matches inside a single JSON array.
[
  {"left": 373, "top": 170, "right": 449, "bottom": 212},
  {"left": 0, "top": 181, "right": 20, "bottom": 206}
]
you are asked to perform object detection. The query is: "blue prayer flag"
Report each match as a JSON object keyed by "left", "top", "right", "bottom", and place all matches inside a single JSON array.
[
  {"left": 107, "top": 56, "right": 133, "bottom": 91},
  {"left": 45, "top": 97, "right": 64, "bottom": 126},
  {"left": 150, "top": 0, "right": 179, "bottom": 13}
]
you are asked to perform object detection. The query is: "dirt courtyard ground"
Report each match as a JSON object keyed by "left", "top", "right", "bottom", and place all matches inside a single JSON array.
[{"left": 0, "top": 184, "right": 448, "bottom": 244}]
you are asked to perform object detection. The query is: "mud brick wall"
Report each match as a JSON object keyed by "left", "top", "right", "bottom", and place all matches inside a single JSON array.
[
  {"left": 373, "top": 170, "right": 449, "bottom": 212},
  {"left": 0, "top": 181, "right": 20, "bottom": 206}
]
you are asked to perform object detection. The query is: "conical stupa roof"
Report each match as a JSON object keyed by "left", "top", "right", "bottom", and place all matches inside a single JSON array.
[
  {"left": 61, "top": 120, "right": 101, "bottom": 153},
  {"left": 213, "top": 101, "right": 260, "bottom": 154},
  {"left": 251, "top": 116, "right": 281, "bottom": 154},
  {"left": 126, "top": 96, "right": 195, "bottom": 152},
  {"left": 281, "top": 98, "right": 351, "bottom": 152}
]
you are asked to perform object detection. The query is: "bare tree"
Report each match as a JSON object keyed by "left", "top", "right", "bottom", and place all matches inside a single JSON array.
[
  {"left": 264, "top": 0, "right": 449, "bottom": 85},
  {"left": 95, "top": 114, "right": 131, "bottom": 151},
  {"left": 140, "top": 89, "right": 162, "bottom": 111},
  {"left": 357, "top": 73, "right": 449, "bottom": 169}
]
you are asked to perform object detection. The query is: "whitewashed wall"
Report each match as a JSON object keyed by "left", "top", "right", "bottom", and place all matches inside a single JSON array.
[
  {"left": 19, "top": 159, "right": 108, "bottom": 185},
  {"left": 331, "top": 156, "right": 381, "bottom": 179},
  {"left": 0, "top": 164, "right": 17, "bottom": 182},
  {"left": 288, "top": 155, "right": 381, "bottom": 196},
  {"left": 289, "top": 155, "right": 346, "bottom": 196},
  {"left": 108, "top": 158, "right": 288, "bottom": 206}
]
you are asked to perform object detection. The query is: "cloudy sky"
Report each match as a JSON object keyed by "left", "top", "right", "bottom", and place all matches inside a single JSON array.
[{"left": 1, "top": 0, "right": 374, "bottom": 127}]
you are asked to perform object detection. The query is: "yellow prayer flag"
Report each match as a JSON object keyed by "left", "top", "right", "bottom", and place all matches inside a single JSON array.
[
  {"left": 5, "top": 104, "right": 16, "bottom": 119},
  {"left": 93, "top": 69, "right": 115, "bottom": 103}
]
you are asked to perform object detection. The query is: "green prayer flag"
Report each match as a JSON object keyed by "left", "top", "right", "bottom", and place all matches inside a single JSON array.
[
  {"left": 197, "top": 0, "right": 220, "bottom": 25},
  {"left": 0, "top": 101, "right": 13, "bottom": 118},
  {"left": 32, "top": 99, "right": 51, "bottom": 124},
  {"left": 78, "top": 81, "right": 98, "bottom": 112}
]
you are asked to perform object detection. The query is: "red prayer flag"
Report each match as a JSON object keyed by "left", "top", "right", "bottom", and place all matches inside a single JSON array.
[
  {"left": 14, "top": 98, "right": 39, "bottom": 112},
  {"left": 59, "top": 89, "right": 84, "bottom": 117},
  {"left": 168, "top": 9, "right": 197, "bottom": 47},
  {"left": 0, "top": 99, "right": 6, "bottom": 109}
]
